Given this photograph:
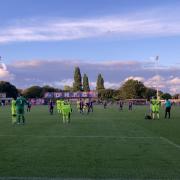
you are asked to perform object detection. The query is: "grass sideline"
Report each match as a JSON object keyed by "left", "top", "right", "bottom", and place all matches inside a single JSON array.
[{"left": 0, "top": 105, "right": 180, "bottom": 179}]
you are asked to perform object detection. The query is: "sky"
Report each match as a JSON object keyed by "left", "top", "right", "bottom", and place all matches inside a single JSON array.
[{"left": 0, "top": 0, "right": 180, "bottom": 94}]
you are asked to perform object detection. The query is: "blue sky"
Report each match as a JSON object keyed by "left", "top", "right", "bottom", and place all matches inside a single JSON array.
[
  {"left": 0, "top": 0, "right": 180, "bottom": 64},
  {"left": 0, "top": 0, "right": 180, "bottom": 93}
]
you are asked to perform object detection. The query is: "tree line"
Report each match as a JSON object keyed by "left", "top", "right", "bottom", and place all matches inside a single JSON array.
[
  {"left": 73, "top": 67, "right": 104, "bottom": 92},
  {"left": 0, "top": 66, "right": 178, "bottom": 100}
]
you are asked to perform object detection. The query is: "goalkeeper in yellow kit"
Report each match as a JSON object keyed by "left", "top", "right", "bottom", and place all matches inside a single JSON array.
[
  {"left": 61, "top": 101, "right": 72, "bottom": 124},
  {"left": 56, "top": 99, "right": 61, "bottom": 113},
  {"left": 11, "top": 98, "right": 17, "bottom": 124},
  {"left": 151, "top": 96, "right": 161, "bottom": 120}
]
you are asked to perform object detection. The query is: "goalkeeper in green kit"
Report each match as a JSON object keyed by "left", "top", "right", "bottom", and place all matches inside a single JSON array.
[{"left": 16, "top": 94, "right": 28, "bottom": 125}]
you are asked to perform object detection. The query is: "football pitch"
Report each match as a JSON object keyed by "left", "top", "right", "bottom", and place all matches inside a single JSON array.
[{"left": 0, "top": 105, "right": 180, "bottom": 180}]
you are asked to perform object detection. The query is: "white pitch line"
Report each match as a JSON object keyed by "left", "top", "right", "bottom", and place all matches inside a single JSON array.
[
  {"left": 0, "top": 134, "right": 159, "bottom": 139},
  {"left": 0, "top": 178, "right": 93, "bottom": 180},
  {"left": 0, "top": 178, "right": 176, "bottom": 180},
  {"left": 0, "top": 178, "right": 104, "bottom": 180},
  {"left": 160, "top": 136, "right": 180, "bottom": 150},
  {"left": 2, "top": 177, "right": 180, "bottom": 180}
]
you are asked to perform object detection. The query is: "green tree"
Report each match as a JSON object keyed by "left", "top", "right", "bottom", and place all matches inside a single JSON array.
[
  {"left": 119, "top": 79, "right": 146, "bottom": 99},
  {"left": 0, "top": 81, "right": 18, "bottom": 98},
  {"left": 172, "top": 94, "right": 180, "bottom": 99},
  {"left": 144, "top": 88, "right": 157, "bottom": 100},
  {"left": 98, "top": 89, "right": 118, "bottom": 100},
  {"left": 73, "top": 67, "right": 82, "bottom": 91},
  {"left": 41, "top": 85, "right": 59, "bottom": 97},
  {"left": 96, "top": 74, "right": 105, "bottom": 91},
  {"left": 23, "top": 86, "right": 43, "bottom": 98},
  {"left": 161, "top": 93, "right": 172, "bottom": 100},
  {"left": 83, "top": 74, "right": 90, "bottom": 91}
]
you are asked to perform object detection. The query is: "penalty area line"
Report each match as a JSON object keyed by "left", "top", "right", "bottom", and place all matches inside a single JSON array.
[{"left": 160, "top": 136, "right": 180, "bottom": 150}]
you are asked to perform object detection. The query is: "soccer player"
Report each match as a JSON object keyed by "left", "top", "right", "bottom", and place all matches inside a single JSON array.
[
  {"left": 11, "top": 98, "right": 17, "bottom": 124},
  {"left": 151, "top": 97, "right": 161, "bottom": 120},
  {"left": 103, "top": 101, "right": 107, "bottom": 109},
  {"left": 76, "top": 99, "right": 81, "bottom": 113},
  {"left": 88, "top": 99, "right": 93, "bottom": 113},
  {"left": 128, "top": 101, "right": 133, "bottom": 111},
  {"left": 49, "top": 100, "right": 54, "bottom": 115},
  {"left": 60, "top": 100, "right": 65, "bottom": 114},
  {"left": 79, "top": 99, "right": 84, "bottom": 114},
  {"left": 119, "top": 100, "right": 124, "bottom": 111},
  {"left": 83, "top": 99, "right": 89, "bottom": 114},
  {"left": 165, "top": 98, "right": 172, "bottom": 119},
  {"left": 16, "top": 94, "right": 28, "bottom": 124},
  {"left": 27, "top": 100, "right": 32, "bottom": 112},
  {"left": 62, "top": 101, "right": 72, "bottom": 124},
  {"left": 56, "top": 99, "right": 61, "bottom": 113}
]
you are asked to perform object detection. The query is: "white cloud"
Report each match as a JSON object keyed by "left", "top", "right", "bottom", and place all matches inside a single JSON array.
[
  {"left": 1, "top": 6, "right": 180, "bottom": 43},
  {"left": 168, "top": 77, "right": 180, "bottom": 85},
  {"left": 104, "top": 81, "right": 120, "bottom": 89},
  {"left": 52, "top": 79, "right": 74, "bottom": 88},
  {"left": 0, "top": 61, "right": 14, "bottom": 80},
  {"left": 144, "top": 76, "right": 180, "bottom": 93},
  {"left": 6, "top": 59, "right": 180, "bottom": 94},
  {"left": 167, "top": 77, "right": 180, "bottom": 94},
  {"left": 169, "top": 86, "right": 180, "bottom": 94},
  {"left": 122, "top": 75, "right": 180, "bottom": 94},
  {"left": 0, "top": 62, "right": 7, "bottom": 71},
  {"left": 124, "top": 76, "right": 145, "bottom": 82},
  {"left": 144, "top": 75, "right": 166, "bottom": 89},
  {"left": 12, "top": 60, "right": 42, "bottom": 68},
  {"left": 0, "top": 65, "right": 14, "bottom": 80},
  {"left": 84, "top": 81, "right": 120, "bottom": 90}
]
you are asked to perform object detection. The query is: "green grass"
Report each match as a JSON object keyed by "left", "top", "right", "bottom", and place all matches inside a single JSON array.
[{"left": 0, "top": 105, "right": 180, "bottom": 179}]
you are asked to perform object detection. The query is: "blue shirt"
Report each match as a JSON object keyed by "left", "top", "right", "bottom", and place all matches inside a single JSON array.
[{"left": 165, "top": 100, "right": 171, "bottom": 108}]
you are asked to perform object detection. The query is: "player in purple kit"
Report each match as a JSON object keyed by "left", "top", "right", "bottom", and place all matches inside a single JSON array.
[{"left": 49, "top": 99, "right": 54, "bottom": 115}]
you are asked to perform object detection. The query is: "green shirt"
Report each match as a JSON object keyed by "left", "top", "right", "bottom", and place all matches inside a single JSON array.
[{"left": 16, "top": 96, "right": 28, "bottom": 109}]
